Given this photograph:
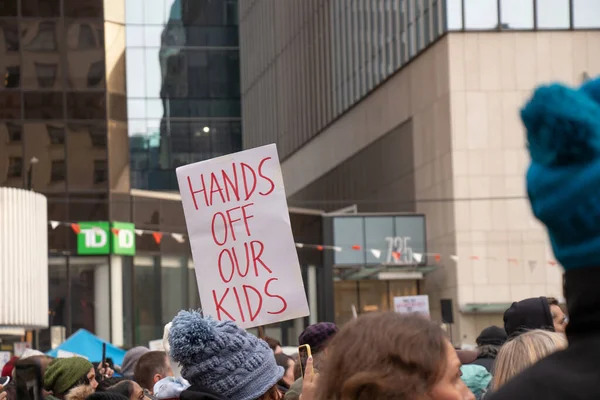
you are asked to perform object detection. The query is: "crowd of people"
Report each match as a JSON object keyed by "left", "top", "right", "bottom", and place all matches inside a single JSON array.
[
  {"left": 0, "top": 296, "right": 582, "bottom": 400},
  {"left": 2, "top": 76, "right": 600, "bottom": 398}
]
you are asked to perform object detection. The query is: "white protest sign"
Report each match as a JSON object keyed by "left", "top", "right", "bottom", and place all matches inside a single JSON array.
[
  {"left": 394, "top": 295, "right": 430, "bottom": 317},
  {"left": 176, "top": 144, "right": 309, "bottom": 329},
  {"left": 149, "top": 339, "right": 164, "bottom": 351},
  {"left": 57, "top": 350, "right": 89, "bottom": 360},
  {"left": 0, "top": 352, "right": 11, "bottom": 371},
  {"left": 13, "top": 342, "right": 31, "bottom": 357}
]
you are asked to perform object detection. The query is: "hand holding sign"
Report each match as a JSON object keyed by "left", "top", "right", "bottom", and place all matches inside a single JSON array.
[{"left": 177, "top": 144, "right": 309, "bottom": 328}]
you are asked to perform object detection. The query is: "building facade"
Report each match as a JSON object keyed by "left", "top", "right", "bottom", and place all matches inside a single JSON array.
[
  {"left": 126, "top": 0, "right": 242, "bottom": 191},
  {"left": 239, "top": 0, "right": 600, "bottom": 344},
  {"left": 0, "top": 0, "right": 249, "bottom": 351}
]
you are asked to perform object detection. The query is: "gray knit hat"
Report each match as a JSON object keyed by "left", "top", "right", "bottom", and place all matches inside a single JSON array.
[
  {"left": 120, "top": 346, "right": 149, "bottom": 379},
  {"left": 168, "top": 310, "right": 283, "bottom": 400}
]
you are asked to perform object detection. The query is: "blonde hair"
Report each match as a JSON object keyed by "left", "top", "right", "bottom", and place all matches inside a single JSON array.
[{"left": 493, "top": 330, "right": 567, "bottom": 389}]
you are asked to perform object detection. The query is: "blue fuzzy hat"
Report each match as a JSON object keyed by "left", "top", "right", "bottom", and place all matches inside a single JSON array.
[
  {"left": 521, "top": 76, "right": 600, "bottom": 269},
  {"left": 168, "top": 310, "right": 283, "bottom": 400}
]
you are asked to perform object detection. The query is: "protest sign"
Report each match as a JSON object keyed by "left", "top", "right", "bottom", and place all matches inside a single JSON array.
[
  {"left": 394, "top": 295, "right": 430, "bottom": 317},
  {"left": 13, "top": 342, "right": 31, "bottom": 357},
  {"left": 177, "top": 144, "right": 309, "bottom": 329}
]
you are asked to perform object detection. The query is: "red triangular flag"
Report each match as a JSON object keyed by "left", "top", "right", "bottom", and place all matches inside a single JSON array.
[
  {"left": 316, "top": 245, "right": 324, "bottom": 251},
  {"left": 352, "top": 245, "right": 361, "bottom": 250},
  {"left": 434, "top": 254, "right": 441, "bottom": 263},
  {"left": 71, "top": 223, "right": 81, "bottom": 234},
  {"left": 111, "top": 228, "right": 120, "bottom": 235},
  {"left": 152, "top": 232, "right": 163, "bottom": 244},
  {"left": 392, "top": 251, "right": 401, "bottom": 260}
]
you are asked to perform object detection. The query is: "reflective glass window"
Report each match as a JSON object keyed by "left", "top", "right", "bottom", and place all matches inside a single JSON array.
[
  {"left": 64, "top": 0, "right": 104, "bottom": 18},
  {"left": 445, "top": 0, "right": 463, "bottom": 30},
  {"left": 0, "top": 0, "right": 17, "bottom": 16},
  {"left": 573, "top": 0, "right": 600, "bottom": 28},
  {"left": 24, "top": 92, "right": 64, "bottom": 119},
  {"left": 500, "top": 0, "right": 534, "bottom": 29},
  {"left": 464, "top": 0, "right": 498, "bottom": 29},
  {"left": 536, "top": 0, "right": 570, "bottom": 28},
  {"left": 66, "top": 92, "right": 106, "bottom": 120},
  {"left": 0, "top": 91, "right": 20, "bottom": 119},
  {"left": 22, "top": 0, "right": 60, "bottom": 17}
]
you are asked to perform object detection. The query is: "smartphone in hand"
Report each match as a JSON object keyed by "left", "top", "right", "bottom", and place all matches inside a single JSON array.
[{"left": 298, "top": 344, "right": 312, "bottom": 378}]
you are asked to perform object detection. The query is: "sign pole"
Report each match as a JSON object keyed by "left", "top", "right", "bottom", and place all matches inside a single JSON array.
[{"left": 257, "top": 326, "right": 266, "bottom": 339}]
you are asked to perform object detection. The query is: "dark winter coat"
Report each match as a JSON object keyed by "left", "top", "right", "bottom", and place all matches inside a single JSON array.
[
  {"left": 179, "top": 384, "right": 225, "bottom": 400},
  {"left": 487, "top": 268, "right": 600, "bottom": 399},
  {"left": 471, "top": 357, "right": 495, "bottom": 374}
]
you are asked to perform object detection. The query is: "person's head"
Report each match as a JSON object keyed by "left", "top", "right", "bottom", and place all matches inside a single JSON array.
[
  {"left": 86, "top": 392, "right": 130, "bottom": 400},
  {"left": 493, "top": 329, "right": 567, "bottom": 389},
  {"left": 263, "top": 337, "right": 282, "bottom": 354},
  {"left": 120, "top": 347, "right": 149, "bottom": 380},
  {"left": 475, "top": 326, "right": 508, "bottom": 359},
  {"left": 134, "top": 351, "right": 172, "bottom": 393},
  {"left": 105, "top": 380, "right": 148, "bottom": 400},
  {"left": 503, "top": 297, "right": 554, "bottom": 337},
  {"left": 96, "top": 377, "right": 126, "bottom": 392},
  {"left": 44, "top": 357, "right": 97, "bottom": 397},
  {"left": 274, "top": 353, "right": 295, "bottom": 388},
  {"left": 316, "top": 312, "right": 474, "bottom": 400},
  {"left": 153, "top": 376, "right": 190, "bottom": 400},
  {"left": 298, "top": 322, "right": 338, "bottom": 370},
  {"left": 168, "top": 310, "right": 284, "bottom": 400},
  {"left": 546, "top": 297, "right": 567, "bottom": 333}
]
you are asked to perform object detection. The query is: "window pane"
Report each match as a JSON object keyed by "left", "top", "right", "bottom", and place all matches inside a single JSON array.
[
  {"left": 333, "top": 217, "right": 365, "bottom": 265},
  {"left": 500, "top": 0, "right": 534, "bottom": 29},
  {"left": 1, "top": 21, "right": 19, "bottom": 51},
  {"left": 445, "top": 0, "right": 463, "bottom": 30},
  {"left": 365, "top": 217, "right": 395, "bottom": 264},
  {"left": 464, "top": 0, "right": 498, "bottom": 29},
  {"left": 66, "top": 92, "right": 106, "bottom": 120},
  {"left": 127, "top": 99, "right": 146, "bottom": 119},
  {"left": 21, "top": 0, "right": 60, "bottom": 17},
  {"left": 1, "top": 123, "right": 23, "bottom": 186},
  {"left": 0, "top": 92, "right": 21, "bottom": 119},
  {"left": 24, "top": 92, "right": 64, "bottom": 119},
  {"left": 161, "top": 257, "right": 185, "bottom": 325},
  {"left": 359, "top": 280, "right": 390, "bottom": 313},
  {"left": 143, "top": 26, "right": 163, "bottom": 47},
  {"left": 536, "top": 0, "right": 570, "bottom": 28},
  {"left": 0, "top": 0, "right": 17, "bottom": 16},
  {"left": 125, "top": 25, "right": 144, "bottom": 47},
  {"left": 64, "top": 0, "right": 104, "bottom": 17},
  {"left": 21, "top": 21, "right": 63, "bottom": 89},
  {"left": 573, "top": 0, "right": 600, "bottom": 28},
  {"left": 126, "top": 48, "right": 146, "bottom": 97},
  {"left": 144, "top": 0, "right": 166, "bottom": 24},
  {"left": 125, "top": 0, "right": 144, "bottom": 24},
  {"left": 67, "top": 123, "right": 108, "bottom": 190},
  {"left": 334, "top": 280, "right": 358, "bottom": 326}
]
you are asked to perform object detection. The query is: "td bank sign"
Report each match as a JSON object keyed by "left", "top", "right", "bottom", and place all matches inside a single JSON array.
[{"left": 77, "top": 222, "right": 136, "bottom": 256}]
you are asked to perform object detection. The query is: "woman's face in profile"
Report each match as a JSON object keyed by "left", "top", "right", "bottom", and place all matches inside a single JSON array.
[{"left": 429, "top": 341, "right": 475, "bottom": 400}]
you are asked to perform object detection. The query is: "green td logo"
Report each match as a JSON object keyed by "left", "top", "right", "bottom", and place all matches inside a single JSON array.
[
  {"left": 77, "top": 221, "right": 136, "bottom": 255},
  {"left": 112, "top": 222, "right": 136, "bottom": 255}
]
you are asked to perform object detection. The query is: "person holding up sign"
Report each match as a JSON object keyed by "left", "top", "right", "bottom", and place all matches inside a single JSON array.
[
  {"left": 177, "top": 144, "right": 309, "bottom": 330},
  {"left": 168, "top": 310, "right": 284, "bottom": 400}
]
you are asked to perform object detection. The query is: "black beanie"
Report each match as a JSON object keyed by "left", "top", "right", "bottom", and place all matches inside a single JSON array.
[
  {"left": 476, "top": 325, "right": 508, "bottom": 346},
  {"left": 87, "top": 392, "right": 130, "bottom": 400}
]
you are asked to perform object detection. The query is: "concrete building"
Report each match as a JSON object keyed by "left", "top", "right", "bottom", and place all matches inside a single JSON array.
[{"left": 239, "top": 0, "right": 600, "bottom": 344}]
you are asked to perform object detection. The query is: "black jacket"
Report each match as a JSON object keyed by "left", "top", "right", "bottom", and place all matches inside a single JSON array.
[
  {"left": 179, "top": 384, "right": 225, "bottom": 400},
  {"left": 471, "top": 357, "right": 495, "bottom": 374},
  {"left": 503, "top": 297, "right": 554, "bottom": 337},
  {"left": 488, "top": 268, "right": 600, "bottom": 399}
]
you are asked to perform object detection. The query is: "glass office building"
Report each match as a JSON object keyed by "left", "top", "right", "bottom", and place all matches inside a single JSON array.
[{"left": 126, "top": 0, "right": 242, "bottom": 191}]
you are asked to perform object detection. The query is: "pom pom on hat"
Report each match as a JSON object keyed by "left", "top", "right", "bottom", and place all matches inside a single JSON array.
[
  {"left": 521, "top": 82, "right": 600, "bottom": 166},
  {"left": 522, "top": 75, "right": 600, "bottom": 270},
  {"left": 168, "top": 310, "right": 283, "bottom": 400}
]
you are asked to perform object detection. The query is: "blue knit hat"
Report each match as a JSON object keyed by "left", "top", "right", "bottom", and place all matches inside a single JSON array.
[
  {"left": 521, "top": 76, "right": 600, "bottom": 270},
  {"left": 168, "top": 310, "right": 283, "bottom": 400}
]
